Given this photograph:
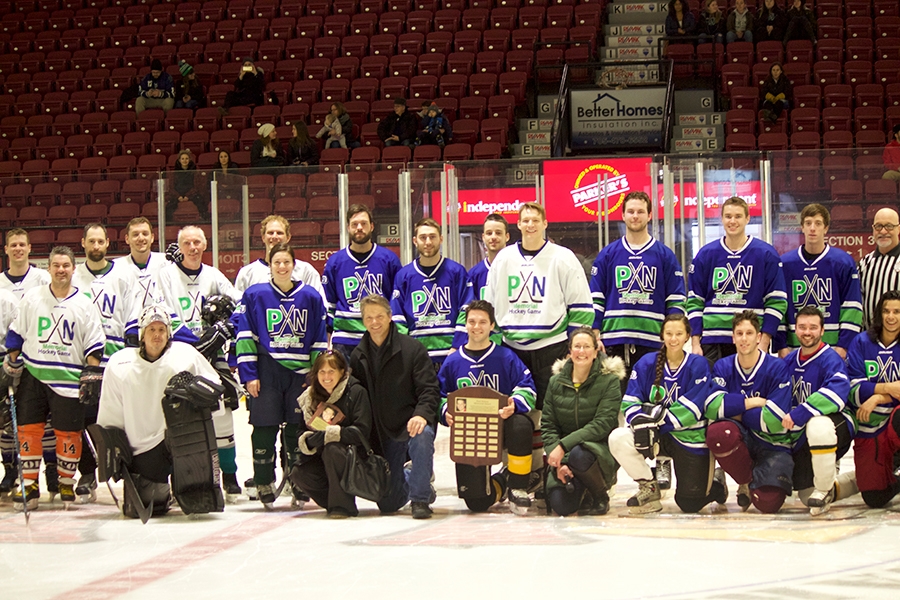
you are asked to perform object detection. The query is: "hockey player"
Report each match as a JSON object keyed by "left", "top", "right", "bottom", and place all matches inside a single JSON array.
[
  {"left": 687, "top": 196, "right": 787, "bottom": 362},
  {"left": 609, "top": 313, "right": 728, "bottom": 514},
  {"left": 781, "top": 306, "right": 858, "bottom": 515},
  {"left": 0, "top": 288, "right": 19, "bottom": 496},
  {"left": 591, "top": 191, "right": 686, "bottom": 369},
  {"left": 777, "top": 204, "right": 862, "bottom": 359},
  {"left": 322, "top": 204, "right": 401, "bottom": 357},
  {"left": 96, "top": 305, "right": 226, "bottom": 518},
  {"left": 390, "top": 217, "right": 472, "bottom": 367},
  {"left": 157, "top": 226, "right": 243, "bottom": 497},
  {"left": 234, "top": 214, "right": 324, "bottom": 300},
  {"left": 3, "top": 246, "right": 105, "bottom": 511},
  {"left": 437, "top": 300, "right": 537, "bottom": 513},
  {"left": 485, "top": 202, "right": 594, "bottom": 408},
  {"left": 71, "top": 223, "right": 141, "bottom": 503},
  {"left": 467, "top": 213, "right": 510, "bottom": 301},
  {"left": 0, "top": 228, "right": 52, "bottom": 498},
  {"left": 705, "top": 310, "right": 793, "bottom": 513},
  {"left": 846, "top": 290, "right": 900, "bottom": 508},
  {"left": 113, "top": 217, "right": 167, "bottom": 309},
  {"left": 236, "top": 243, "right": 328, "bottom": 508}
]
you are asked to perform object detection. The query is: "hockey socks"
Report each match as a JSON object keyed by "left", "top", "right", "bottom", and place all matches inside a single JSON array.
[{"left": 251, "top": 426, "right": 278, "bottom": 486}]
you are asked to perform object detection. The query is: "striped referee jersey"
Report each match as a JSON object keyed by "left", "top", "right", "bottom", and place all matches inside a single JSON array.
[{"left": 858, "top": 243, "right": 900, "bottom": 328}]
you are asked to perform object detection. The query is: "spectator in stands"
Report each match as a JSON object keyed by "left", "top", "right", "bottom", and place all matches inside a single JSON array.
[
  {"left": 316, "top": 114, "right": 347, "bottom": 149},
  {"left": 223, "top": 58, "right": 266, "bottom": 111},
  {"left": 215, "top": 150, "right": 240, "bottom": 175},
  {"left": 287, "top": 122, "right": 320, "bottom": 166},
  {"left": 881, "top": 124, "right": 900, "bottom": 182},
  {"left": 174, "top": 60, "right": 206, "bottom": 110},
  {"left": 755, "top": 0, "right": 787, "bottom": 43},
  {"left": 760, "top": 63, "right": 791, "bottom": 123},
  {"left": 416, "top": 104, "right": 452, "bottom": 148},
  {"left": 697, "top": 0, "right": 727, "bottom": 44},
  {"left": 329, "top": 102, "right": 359, "bottom": 149},
  {"left": 417, "top": 100, "right": 432, "bottom": 122},
  {"left": 726, "top": 0, "right": 754, "bottom": 43},
  {"left": 135, "top": 59, "right": 175, "bottom": 115},
  {"left": 167, "top": 150, "right": 208, "bottom": 221},
  {"left": 250, "top": 123, "right": 285, "bottom": 171},
  {"left": 665, "top": 0, "right": 697, "bottom": 41},
  {"left": 378, "top": 98, "right": 419, "bottom": 147},
  {"left": 783, "top": 0, "right": 817, "bottom": 45}
]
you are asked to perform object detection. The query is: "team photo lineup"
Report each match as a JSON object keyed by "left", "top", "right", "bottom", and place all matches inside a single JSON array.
[{"left": 3, "top": 193, "right": 900, "bottom": 522}]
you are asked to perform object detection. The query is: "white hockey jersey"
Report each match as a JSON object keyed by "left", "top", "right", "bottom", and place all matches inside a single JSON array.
[
  {"left": 0, "top": 266, "right": 50, "bottom": 302},
  {"left": 157, "top": 262, "right": 241, "bottom": 343},
  {"left": 72, "top": 261, "right": 141, "bottom": 362},
  {"left": 112, "top": 251, "right": 167, "bottom": 308}
]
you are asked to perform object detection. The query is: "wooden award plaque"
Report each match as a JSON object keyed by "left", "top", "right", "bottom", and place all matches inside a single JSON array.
[{"left": 448, "top": 386, "right": 507, "bottom": 467}]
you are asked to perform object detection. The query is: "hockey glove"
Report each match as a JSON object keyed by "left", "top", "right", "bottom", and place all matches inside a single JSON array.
[
  {"left": 165, "top": 371, "right": 224, "bottom": 410},
  {"left": 217, "top": 369, "right": 245, "bottom": 411},
  {"left": 1, "top": 355, "right": 24, "bottom": 389},
  {"left": 0, "top": 395, "right": 11, "bottom": 432},
  {"left": 79, "top": 365, "right": 105, "bottom": 405},
  {"left": 194, "top": 321, "right": 235, "bottom": 362},
  {"left": 630, "top": 404, "right": 666, "bottom": 460},
  {"left": 165, "top": 241, "right": 184, "bottom": 264}
]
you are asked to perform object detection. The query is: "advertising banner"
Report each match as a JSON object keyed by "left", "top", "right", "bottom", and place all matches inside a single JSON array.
[
  {"left": 429, "top": 187, "right": 537, "bottom": 227},
  {"left": 569, "top": 88, "right": 666, "bottom": 148}
]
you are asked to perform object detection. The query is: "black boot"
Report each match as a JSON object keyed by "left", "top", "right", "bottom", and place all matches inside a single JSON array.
[{"left": 571, "top": 461, "right": 610, "bottom": 516}]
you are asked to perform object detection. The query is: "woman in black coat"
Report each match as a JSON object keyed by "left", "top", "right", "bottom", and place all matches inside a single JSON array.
[
  {"left": 755, "top": 0, "right": 787, "bottom": 43},
  {"left": 167, "top": 150, "right": 208, "bottom": 220},
  {"left": 760, "top": 62, "right": 791, "bottom": 122},
  {"left": 286, "top": 121, "right": 320, "bottom": 166},
  {"left": 250, "top": 123, "right": 285, "bottom": 174},
  {"left": 291, "top": 351, "right": 373, "bottom": 519},
  {"left": 224, "top": 58, "right": 265, "bottom": 109}
]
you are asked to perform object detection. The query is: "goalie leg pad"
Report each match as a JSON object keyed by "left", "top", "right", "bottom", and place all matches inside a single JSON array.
[
  {"left": 162, "top": 392, "right": 224, "bottom": 515},
  {"left": 86, "top": 424, "right": 133, "bottom": 482},
  {"left": 462, "top": 470, "right": 507, "bottom": 513},
  {"left": 456, "top": 463, "right": 491, "bottom": 500}
]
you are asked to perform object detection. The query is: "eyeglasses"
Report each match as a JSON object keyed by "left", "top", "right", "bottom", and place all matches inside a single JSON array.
[{"left": 873, "top": 223, "right": 899, "bottom": 232}]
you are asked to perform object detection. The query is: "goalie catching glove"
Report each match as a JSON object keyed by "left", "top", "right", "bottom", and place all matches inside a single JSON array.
[
  {"left": 630, "top": 403, "right": 666, "bottom": 460},
  {"left": 165, "top": 371, "right": 225, "bottom": 410},
  {"left": 79, "top": 365, "right": 105, "bottom": 405}
]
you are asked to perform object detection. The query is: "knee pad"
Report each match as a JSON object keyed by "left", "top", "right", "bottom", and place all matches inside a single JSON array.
[
  {"left": 504, "top": 414, "right": 533, "bottom": 457},
  {"left": 751, "top": 485, "right": 786, "bottom": 513},
  {"left": 806, "top": 416, "right": 837, "bottom": 449},
  {"left": 706, "top": 421, "right": 741, "bottom": 456}
]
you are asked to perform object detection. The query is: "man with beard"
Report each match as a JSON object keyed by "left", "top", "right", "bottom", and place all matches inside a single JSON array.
[
  {"left": 322, "top": 204, "right": 401, "bottom": 358},
  {"left": 391, "top": 218, "right": 472, "bottom": 368},
  {"left": 113, "top": 217, "right": 167, "bottom": 309},
  {"left": 859, "top": 208, "right": 900, "bottom": 329},
  {"left": 71, "top": 223, "right": 141, "bottom": 503}
]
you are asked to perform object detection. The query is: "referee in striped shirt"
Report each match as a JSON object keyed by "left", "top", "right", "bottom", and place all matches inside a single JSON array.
[{"left": 859, "top": 208, "right": 900, "bottom": 328}]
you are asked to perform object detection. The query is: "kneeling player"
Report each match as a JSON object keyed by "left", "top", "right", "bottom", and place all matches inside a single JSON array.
[
  {"left": 438, "top": 300, "right": 537, "bottom": 513},
  {"left": 847, "top": 291, "right": 900, "bottom": 508},
  {"left": 705, "top": 311, "right": 794, "bottom": 513},
  {"left": 94, "top": 306, "right": 226, "bottom": 519},
  {"left": 782, "top": 307, "right": 859, "bottom": 515},
  {"left": 609, "top": 314, "right": 727, "bottom": 514}
]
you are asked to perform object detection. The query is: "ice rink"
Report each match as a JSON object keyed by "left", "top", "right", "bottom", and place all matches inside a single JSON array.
[{"left": 2, "top": 412, "right": 900, "bottom": 600}]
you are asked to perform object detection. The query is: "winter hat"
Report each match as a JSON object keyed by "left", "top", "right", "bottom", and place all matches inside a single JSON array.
[
  {"left": 258, "top": 123, "right": 276, "bottom": 138},
  {"left": 150, "top": 58, "right": 163, "bottom": 72},
  {"left": 179, "top": 59, "right": 193, "bottom": 77}
]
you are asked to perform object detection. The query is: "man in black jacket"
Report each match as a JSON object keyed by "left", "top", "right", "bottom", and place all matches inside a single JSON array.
[
  {"left": 350, "top": 294, "right": 440, "bottom": 519},
  {"left": 377, "top": 98, "right": 419, "bottom": 147}
]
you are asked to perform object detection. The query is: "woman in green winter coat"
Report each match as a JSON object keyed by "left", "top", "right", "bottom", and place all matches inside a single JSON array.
[{"left": 542, "top": 327, "right": 625, "bottom": 516}]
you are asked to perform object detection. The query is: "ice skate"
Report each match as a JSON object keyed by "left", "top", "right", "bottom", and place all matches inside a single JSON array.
[
  {"left": 808, "top": 486, "right": 834, "bottom": 516},
  {"left": 59, "top": 482, "right": 76, "bottom": 508},
  {"left": 75, "top": 471, "right": 98, "bottom": 504},
  {"left": 712, "top": 467, "right": 728, "bottom": 506},
  {"left": 656, "top": 459, "right": 672, "bottom": 491},
  {"left": 736, "top": 483, "right": 751, "bottom": 511},
  {"left": 627, "top": 479, "right": 662, "bottom": 514},
  {"left": 0, "top": 464, "right": 15, "bottom": 499},
  {"left": 257, "top": 483, "right": 276, "bottom": 510},
  {"left": 222, "top": 473, "right": 241, "bottom": 503},
  {"left": 12, "top": 480, "right": 39, "bottom": 512},
  {"left": 290, "top": 485, "right": 308, "bottom": 510},
  {"left": 244, "top": 477, "right": 258, "bottom": 500},
  {"left": 508, "top": 488, "right": 531, "bottom": 515}
]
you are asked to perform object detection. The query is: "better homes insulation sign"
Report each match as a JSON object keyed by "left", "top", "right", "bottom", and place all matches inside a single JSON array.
[{"left": 570, "top": 88, "right": 666, "bottom": 149}]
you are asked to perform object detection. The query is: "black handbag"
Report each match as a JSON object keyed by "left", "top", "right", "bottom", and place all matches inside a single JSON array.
[{"left": 340, "top": 439, "right": 391, "bottom": 503}]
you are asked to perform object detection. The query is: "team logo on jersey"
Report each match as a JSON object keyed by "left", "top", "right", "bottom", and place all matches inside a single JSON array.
[
  {"left": 791, "top": 275, "right": 832, "bottom": 313},
  {"left": 455, "top": 370, "right": 500, "bottom": 390},
  {"left": 342, "top": 272, "right": 384, "bottom": 308},
  {"left": 89, "top": 289, "right": 118, "bottom": 320},
  {"left": 179, "top": 292, "right": 203, "bottom": 326},
  {"left": 711, "top": 264, "right": 752, "bottom": 305},
  {"left": 411, "top": 284, "right": 452, "bottom": 326},
  {"left": 649, "top": 382, "right": 677, "bottom": 406},
  {"left": 865, "top": 356, "right": 900, "bottom": 381},
  {"left": 266, "top": 306, "right": 309, "bottom": 347},
  {"left": 615, "top": 262, "right": 656, "bottom": 306},
  {"left": 791, "top": 374, "right": 812, "bottom": 404},
  {"left": 507, "top": 272, "right": 546, "bottom": 305},
  {"left": 38, "top": 314, "right": 76, "bottom": 346}
]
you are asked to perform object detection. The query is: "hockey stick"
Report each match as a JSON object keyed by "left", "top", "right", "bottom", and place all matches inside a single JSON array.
[
  {"left": 273, "top": 423, "right": 289, "bottom": 500},
  {"left": 8, "top": 385, "right": 29, "bottom": 525},
  {"left": 121, "top": 465, "right": 153, "bottom": 525}
]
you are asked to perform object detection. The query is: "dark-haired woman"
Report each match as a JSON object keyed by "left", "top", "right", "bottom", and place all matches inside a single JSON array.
[
  {"left": 236, "top": 243, "right": 328, "bottom": 509},
  {"left": 541, "top": 327, "right": 625, "bottom": 516},
  {"left": 291, "top": 351, "right": 374, "bottom": 518},
  {"left": 665, "top": 0, "right": 697, "bottom": 41},
  {"left": 167, "top": 149, "right": 208, "bottom": 221},
  {"left": 609, "top": 314, "right": 727, "bottom": 514},
  {"left": 286, "top": 122, "right": 320, "bottom": 166},
  {"left": 760, "top": 62, "right": 791, "bottom": 123}
]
